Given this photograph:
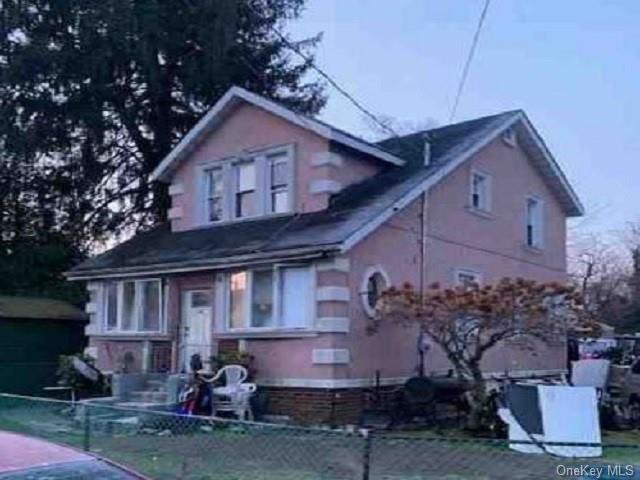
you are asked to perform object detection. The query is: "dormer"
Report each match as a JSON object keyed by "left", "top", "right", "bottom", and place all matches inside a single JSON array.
[{"left": 151, "top": 87, "right": 404, "bottom": 232}]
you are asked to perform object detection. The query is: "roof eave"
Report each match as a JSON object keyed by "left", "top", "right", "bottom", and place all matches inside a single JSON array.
[
  {"left": 340, "top": 111, "right": 584, "bottom": 252},
  {"left": 150, "top": 86, "right": 404, "bottom": 183},
  {"left": 515, "top": 112, "right": 585, "bottom": 217},
  {"left": 65, "top": 243, "right": 341, "bottom": 281}
]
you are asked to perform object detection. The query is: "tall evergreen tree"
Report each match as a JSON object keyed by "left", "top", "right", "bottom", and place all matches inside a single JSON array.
[{"left": 0, "top": 0, "right": 325, "bottom": 300}]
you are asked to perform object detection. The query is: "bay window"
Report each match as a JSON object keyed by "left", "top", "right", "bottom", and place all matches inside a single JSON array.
[
  {"left": 103, "top": 279, "right": 164, "bottom": 333},
  {"left": 224, "top": 266, "right": 313, "bottom": 331}
]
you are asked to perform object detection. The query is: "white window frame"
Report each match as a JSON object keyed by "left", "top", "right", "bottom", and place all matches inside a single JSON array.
[
  {"left": 198, "top": 144, "right": 295, "bottom": 225},
  {"left": 222, "top": 264, "right": 315, "bottom": 332},
  {"left": 232, "top": 158, "right": 258, "bottom": 220},
  {"left": 525, "top": 195, "right": 544, "bottom": 249},
  {"left": 102, "top": 279, "right": 165, "bottom": 334},
  {"left": 469, "top": 169, "right": 492, "bottom": 213},
  {"left": 204, "top": 166, "right": 224, "bottom": 222},
  {"left": 454, "top": 268, "right": 482, "bottom": 287},
  {"left": 360, "top": 265, "right": 391, "bottom": 318},
  {"left": 266, "top": 151, "right": 292, "bottom": 214},
  {"left": 453, "top": 269, "right": 482, "bottom": 338}
]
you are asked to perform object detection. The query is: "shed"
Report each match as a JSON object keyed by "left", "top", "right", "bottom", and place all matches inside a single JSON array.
[{"left": 0, "top": 296, "right": 87, "bottom": 395}]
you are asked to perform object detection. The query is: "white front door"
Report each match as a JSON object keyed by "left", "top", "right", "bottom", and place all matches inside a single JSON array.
[{"left": 180, "top": 290, "right": 213, "bottom": 373}]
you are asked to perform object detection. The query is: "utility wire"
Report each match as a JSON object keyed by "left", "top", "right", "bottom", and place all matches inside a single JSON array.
[
  {"left": 449, "top": 0, "right": 491, "bottom": 123},
  {"left": 246, "top": 3, "right": 399, "bottom": 138}
]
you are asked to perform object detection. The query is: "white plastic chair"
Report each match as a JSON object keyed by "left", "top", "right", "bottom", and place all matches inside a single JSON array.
[
  {"left": 203, "top": 365, "right": 255, "bottom": 419},
  {"left": 207, "top": 365, "right": 248, "bottom": 396}
]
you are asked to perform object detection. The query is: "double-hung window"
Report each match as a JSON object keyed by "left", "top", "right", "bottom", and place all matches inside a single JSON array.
[
  {"left": 235, "top": 161, "right": 257, "bottom": 218},
  {"left": 206, "top": 167, "right": 223, "bottom": 222},
  {"left": 224, "top": 266, "right": 313, "bottom": 331},
  {"left": 268, "top": 152, "right": 290, "bottom": 214},
  {"left": 202, "top": 145, "right": 293, "bottom": 224},
  {"left": 470, "top": 170, "right": 491, "bottom": 212},
  {"left": 525, "top": 196, "right": 544, "bottom": 248},
  {"left": 103, "top": 279, "right": 163, "bottom": 333}
]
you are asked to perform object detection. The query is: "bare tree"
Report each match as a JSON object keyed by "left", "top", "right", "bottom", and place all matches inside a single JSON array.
[
  {"left": 370, "top": 278, "right": 590, "bottom": 430},
  {"left": 361, "top": 114, "right": 439, "bottom": 142},
  {"left": 569, "top": 233, "right": 631, "bottom": 328}
]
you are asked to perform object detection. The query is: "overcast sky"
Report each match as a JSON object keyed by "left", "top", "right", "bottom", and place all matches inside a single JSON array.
[{"left": 289, "top": 0, "right": 640, "bottom": 236}]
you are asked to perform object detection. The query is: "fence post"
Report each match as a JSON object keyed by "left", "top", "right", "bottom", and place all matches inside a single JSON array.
[
  {"left": 360, "top": 429, "right": 371, "bottom": 480},
  {"left": 83, "top": 405, "right": 91, "bottom": 452}
]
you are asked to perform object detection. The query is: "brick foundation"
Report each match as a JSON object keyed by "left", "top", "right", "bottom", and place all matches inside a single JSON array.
[{"left": 260, "top": 385, "right": 401, "bottom": 426}]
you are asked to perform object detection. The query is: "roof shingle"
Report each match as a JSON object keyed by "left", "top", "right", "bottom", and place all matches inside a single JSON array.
[{"left": 69, "top": 111, "right": 523, "bottom": 277}]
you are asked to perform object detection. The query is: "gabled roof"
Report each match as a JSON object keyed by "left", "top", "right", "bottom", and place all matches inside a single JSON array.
[
  {"left": 150, "top": 86, "right": 405, "bottom": 182},
  {"left": 69, "top": 109, "right": 584, "bottom": 280},
  {"left": 0, "top": 296, "right": 86, "bottom": 321}
]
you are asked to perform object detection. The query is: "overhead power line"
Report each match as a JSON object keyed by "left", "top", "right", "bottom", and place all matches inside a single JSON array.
[
  {"left": 449, "top": 0, "right": 491, "bottom": 123},
  {"left": 247, "top": 3, "right": 398, "bottom": 138}
]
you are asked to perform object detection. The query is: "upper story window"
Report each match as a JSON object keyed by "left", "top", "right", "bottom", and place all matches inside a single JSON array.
[
  {"left": 526, "top": 196, "right": 544, "bottom": 248},
  {"left": 200, "top": 145, "right": 293, "bottom": 224},
  {"left": 469, "top": 170, "right": 491, "bottom": 213},
  {"left": 223, "top": 265, "right": 313, "bottom": 331},
  {"left": 206, "top": 167, "right": 223, "bottom": 222},
  {"left": 235, "top": 161, "right": 257, "bottom": 218},
  {"left": 269, "top": 152, "right": 289, "bottom": 214},
  {"left": 103, "top": 279, "right": 164, "bottom": 333}
]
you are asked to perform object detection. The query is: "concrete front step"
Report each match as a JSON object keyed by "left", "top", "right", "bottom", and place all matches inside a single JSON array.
[
  {"left": 145, "top": 380, "right": 167, "bottom": 391},
  {"left": 115, "top": 401, "right": 165, "bottom": 409},
  {"left": 130, "top": 390, "right": 168, "bottom": 403}
]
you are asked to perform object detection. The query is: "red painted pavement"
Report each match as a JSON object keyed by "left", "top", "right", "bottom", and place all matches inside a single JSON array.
[{"left": 0, "top": 431, "right": 91, "bottom": 473}]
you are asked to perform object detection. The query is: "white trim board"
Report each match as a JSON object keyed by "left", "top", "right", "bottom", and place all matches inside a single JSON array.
[
  {"left": 340, "top": 112, "right": 584, "bottom": 253},
  {"left": 150, "top": 86, "right": 404, "bottom": 182},
  {"left": 256, "top": 369, "right": 566, "bottom": 389},
  {"left": 316, "top": 286, "right": 350, "bottom": 302},
  {"left": 316, "top": 317, "right": 350, "bottom": 333},
  {"left": 312, "top": 348, "right": 350, "bottom": 365},
  {"left": 310, "top": 179, "right": 342, "bottom": 195},
  {"left": 66, "top": 247, "right": 337, "bottom": 281}
]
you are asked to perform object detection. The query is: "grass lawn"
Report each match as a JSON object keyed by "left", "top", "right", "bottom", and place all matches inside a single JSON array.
[{"left": 2, "top": 398, "right": 640, "bottom": 480}]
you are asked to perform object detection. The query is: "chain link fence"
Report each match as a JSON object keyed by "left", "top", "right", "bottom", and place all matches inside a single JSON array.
[{"left": 0, "top": 393, "right": 639, "bottom": 479}]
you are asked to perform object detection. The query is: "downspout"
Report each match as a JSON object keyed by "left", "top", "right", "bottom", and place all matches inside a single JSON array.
[
  {"left": 418, "top": 134, "right": 430, "bottom": 377},
  {"left": 418, "top": 191, "right": 428, "bottom": 377},
  {"left": 420, "top": 192, "right": 427, "bottom": 294}
]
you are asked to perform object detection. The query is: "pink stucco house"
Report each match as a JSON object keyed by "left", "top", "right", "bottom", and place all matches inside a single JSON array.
[{"left": 67, "top": 86, "right": 583, "bottom": 423}]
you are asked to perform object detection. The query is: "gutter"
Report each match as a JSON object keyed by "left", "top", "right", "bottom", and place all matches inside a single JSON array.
[{"left": 65, "top": 244, "right": 341, "bottom": 281}]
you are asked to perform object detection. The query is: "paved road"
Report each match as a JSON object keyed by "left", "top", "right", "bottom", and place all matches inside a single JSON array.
[{"left": 0, "top": 431, "right": 143, "bottom": 479}]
